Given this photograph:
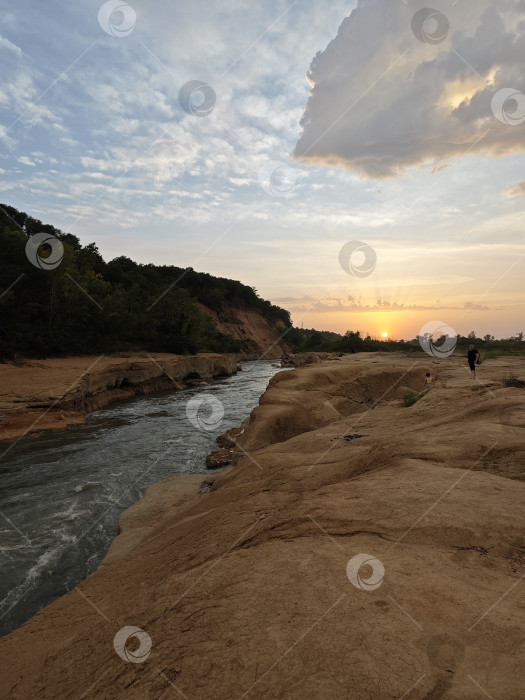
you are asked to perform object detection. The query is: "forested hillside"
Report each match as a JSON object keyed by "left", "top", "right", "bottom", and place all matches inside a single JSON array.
[{"left": 0, "top": 205, "right": 291, "bottom": 358}]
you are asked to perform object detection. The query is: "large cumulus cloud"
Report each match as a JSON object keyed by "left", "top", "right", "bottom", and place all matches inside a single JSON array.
[{"left": 294, "top": 0, "right": 525, "bottom": 178}]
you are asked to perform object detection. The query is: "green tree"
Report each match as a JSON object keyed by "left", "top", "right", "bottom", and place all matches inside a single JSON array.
[
  {"left": 0, "top": 203, "right": 293, "bottom": 358},
  {"left": 340, "top": 330, "right": 364, "bottom": 353}
]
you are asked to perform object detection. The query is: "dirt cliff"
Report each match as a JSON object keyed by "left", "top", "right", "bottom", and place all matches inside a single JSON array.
[
  {"left": 198, "top": 303, "right": 290, "bottom": 359},
  {"left": 1, "top": 354, "right": 524, "bottom": 699},
  {"left": 0, "top": 353, "right": 238, "bottom": 443}
]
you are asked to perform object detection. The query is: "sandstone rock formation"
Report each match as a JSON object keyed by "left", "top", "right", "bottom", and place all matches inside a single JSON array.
[
  {"left": 1, "top": 354, "right": 524, "bottom": 699},
  {"left": 0, "top": 353, "right": 239, "bottom": 442}
]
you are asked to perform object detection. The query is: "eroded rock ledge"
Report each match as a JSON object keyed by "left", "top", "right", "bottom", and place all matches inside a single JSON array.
[
  {"left": 0, "top": 353, "right": 239, "bottom": 442},
  {"left": 1, "top": 354, "right": 524, "bottom": 699}
]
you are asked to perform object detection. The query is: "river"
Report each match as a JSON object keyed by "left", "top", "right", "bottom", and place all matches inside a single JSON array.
[{"left": 0, "top": 360, "right": 286, "bottom": 637}]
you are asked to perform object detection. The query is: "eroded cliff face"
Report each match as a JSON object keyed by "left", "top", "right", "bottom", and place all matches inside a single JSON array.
[
  {"left": 0, "top": 354, "right": 239, "bottom": 442},
  {"left": 1, "top": 354, "right": 524, "bottom": 699},
  {"left": 70, "top": 354, "right": 238, "bottom": 411},
  {"left": 198, "top": 303, "right": 290, "bottom": 359}
]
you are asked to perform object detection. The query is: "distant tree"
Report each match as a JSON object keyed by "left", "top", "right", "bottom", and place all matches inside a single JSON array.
[
  {"left": 282, "top": 327, "right": 305, "bottom": 353},
  {"left": 483, "top": 334, "right": 495, "bottom": 342},
  {"left": 340, "top": 330, "right": 364, "bottom": 353},
  {"left": 467, "top": 331, "right": 477, "bottom": 340},
  {"left": 516, "top": 331, "right": 524, "bottom": 341},
  {"left": 303, "top": 331, "right": 324, "bottom": 350}
]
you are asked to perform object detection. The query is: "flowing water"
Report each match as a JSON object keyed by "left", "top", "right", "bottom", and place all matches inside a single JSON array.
[{"left": 0, "top": 360, "right": 287, "bottom": 637}]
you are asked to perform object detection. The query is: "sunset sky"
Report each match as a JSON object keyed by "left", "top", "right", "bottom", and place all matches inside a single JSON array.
[{"left": 1, "top": 0, "right": 524, "bottom": 339}]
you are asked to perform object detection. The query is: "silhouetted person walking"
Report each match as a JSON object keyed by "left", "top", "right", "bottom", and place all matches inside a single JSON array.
[{"left": 467, "top": 344, "right": 480, "bottom": 379}]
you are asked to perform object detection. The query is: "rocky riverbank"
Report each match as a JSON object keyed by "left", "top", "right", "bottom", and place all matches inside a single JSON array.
[
  {"left": 1, "top": 353, "right": 524, "bottom": 699},
  {"left": 0, "top": 353, "right": 240, "bottom": 443}
]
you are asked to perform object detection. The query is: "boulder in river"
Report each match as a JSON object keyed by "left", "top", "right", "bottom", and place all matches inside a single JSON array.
[
  {"left": 216, "top": 426, "right": 243, "bottom": 449},
  {"left": 206, "top": 449, "right": 234, "bottom": 469}
]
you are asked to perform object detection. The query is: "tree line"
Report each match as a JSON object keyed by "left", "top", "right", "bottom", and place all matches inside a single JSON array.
[
  {"left": 0, "top": 204, "right": 291, "bottom": 359},
  {"left": 285, "top": 328, "right": 525, "bottom": 356},
  {"left": 2, "top": 204, "right": 522, "bottom": 361}
]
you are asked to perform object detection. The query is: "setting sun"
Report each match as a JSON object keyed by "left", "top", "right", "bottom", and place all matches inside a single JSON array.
[{"left": 381, "top": 332, "right": 389, "bottom": 338}]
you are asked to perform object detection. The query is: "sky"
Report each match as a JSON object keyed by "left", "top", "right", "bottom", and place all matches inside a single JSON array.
[{"left": 1, "top": 0, "right": 524, "bottom": 340}]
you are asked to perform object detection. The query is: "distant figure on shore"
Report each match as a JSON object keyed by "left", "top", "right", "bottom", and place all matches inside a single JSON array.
[
  {"left": 425, "top": 372, "right": 434, "bottom": 389},
  {"left": 467, "top": 344, "right": 480, "bottom": 379}
]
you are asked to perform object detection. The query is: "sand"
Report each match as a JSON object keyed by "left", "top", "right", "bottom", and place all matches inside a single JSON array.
[{"left": 0, "top": 353, "right": 524, "bottom": 699}]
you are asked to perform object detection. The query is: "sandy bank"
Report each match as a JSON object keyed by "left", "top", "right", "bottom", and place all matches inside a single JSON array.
[
  {"left": 1, "top": 353, "right": 524, "bottom": 699},
  {"left": 0, "top": 353, "right": 239, "bottom": 443}
]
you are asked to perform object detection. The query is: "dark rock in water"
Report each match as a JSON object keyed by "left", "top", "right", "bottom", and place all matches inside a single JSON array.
[
  {"left": 206, "top": 450, "right": 234, "bottom": 469},
  {"left": 216, "top": 427, "right": 243, "bottom": 449},
  {"left": 280, "top": 357, "right": 295, "bottom": 367}
]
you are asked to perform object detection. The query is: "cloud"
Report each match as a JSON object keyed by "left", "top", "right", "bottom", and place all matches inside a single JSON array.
[
  {"left": 507, "top": 181, "right": 525, "bottom": 197},
  {"left": 0, "top": 34, "right": 22, "bottom": 55},
  {"left": 0, "top": 48, "right": 63, "bottom": 145},
  {"left": 463, "top": 301, "right": 490, "bottom": 311},
  {"left": 276, "top": 295, "right": 494, "bottom": 314},
  {"left": 294, "top": 0, "right": 525, "bottom": 178}
]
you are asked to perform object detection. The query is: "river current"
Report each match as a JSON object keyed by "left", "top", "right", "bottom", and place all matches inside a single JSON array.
[{"left": 0, "top": 360, "right": 285, "bottom": 637}]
